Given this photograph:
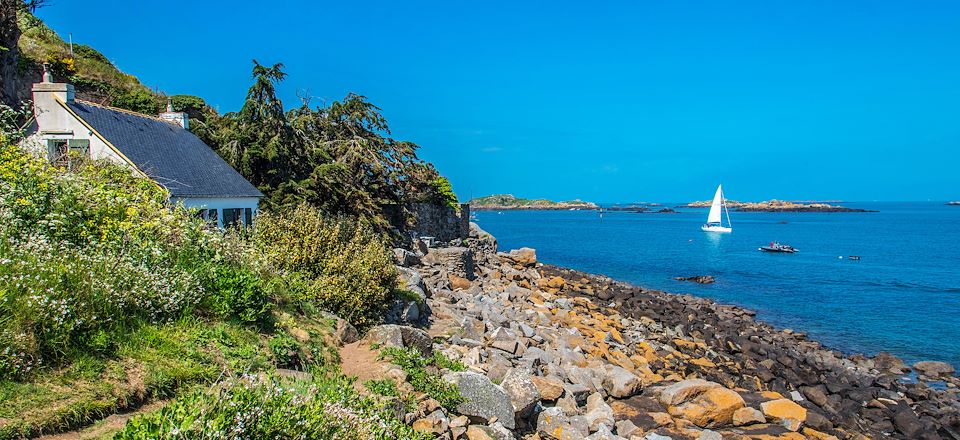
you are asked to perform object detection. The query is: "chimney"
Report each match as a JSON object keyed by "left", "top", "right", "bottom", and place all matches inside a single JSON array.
[
  {"left": 32, "top": 63, "right": 76, "bottom": 126},
  {"left": 159, "top": 98, "right": 189, "bottom": 129}
]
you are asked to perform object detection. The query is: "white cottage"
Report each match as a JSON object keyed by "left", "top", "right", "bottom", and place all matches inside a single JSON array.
[{"left": 26, "top": 65, "right": 263, "bottom": 227}]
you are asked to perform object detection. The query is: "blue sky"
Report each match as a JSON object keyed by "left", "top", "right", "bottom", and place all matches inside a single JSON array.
[{"left": 37, "top": 1, "right": 960, "bottom": 202}]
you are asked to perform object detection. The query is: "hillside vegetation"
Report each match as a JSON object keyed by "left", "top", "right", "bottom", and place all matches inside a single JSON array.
[
  {"left": 0, "top": 136, "right": 422, "bottom": 438},
  {"left": 14, "top": 11, "right": 163, "bottom": 114}
]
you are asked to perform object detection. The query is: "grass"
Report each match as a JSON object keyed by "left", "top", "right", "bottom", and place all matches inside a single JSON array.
[
  {"left": 0, "top": 318, "right": 265, "bottom": 438},
  {"left": 377, "top": 347, "right": 465, "bottom": 411},
  {"left": 17, "top": 13, "right": 159, "bottom": 108},
  {"left": 0, "top": 312, "right": 355, "bottom": 439}
]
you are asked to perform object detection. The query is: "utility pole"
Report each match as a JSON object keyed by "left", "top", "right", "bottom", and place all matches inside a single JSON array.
[{"left": 68, "top": 33, "right": 73, "bottom": 57}]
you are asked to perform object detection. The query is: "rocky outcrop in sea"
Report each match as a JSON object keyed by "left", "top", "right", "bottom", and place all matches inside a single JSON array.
[
  {"left": 370, "top": 223, "right": 959, "bottom": 439},
  {"left": 679, "top": 200, "right": 875, "bottom": 213}
]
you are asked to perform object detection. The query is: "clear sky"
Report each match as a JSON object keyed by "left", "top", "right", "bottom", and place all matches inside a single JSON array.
[{"left": 36, "top": 1, "right": 960, "bottom": 202}]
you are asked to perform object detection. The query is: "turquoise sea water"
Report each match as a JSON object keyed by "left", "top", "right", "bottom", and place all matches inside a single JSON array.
[{"left": 474, "top": 202, "right": 960, "bottom": 368}]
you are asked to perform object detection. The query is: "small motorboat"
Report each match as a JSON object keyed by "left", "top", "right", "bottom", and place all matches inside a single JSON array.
[
  {"left": 759, "top": 242, "right": 799, "bottom": 253},
  {"left": 848, "top": 255, "right": 861, "bottom": 260}
]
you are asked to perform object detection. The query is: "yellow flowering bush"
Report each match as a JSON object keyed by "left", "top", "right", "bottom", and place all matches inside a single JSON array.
[{"left": 253, "top": 206, "right": 398, "bottom": 328}]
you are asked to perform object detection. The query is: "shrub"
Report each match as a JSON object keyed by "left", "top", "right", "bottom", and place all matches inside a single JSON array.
[
  {"left": 268, "top": 334, "right": 299, "bottom": 368},
  {"left": 429, "top": 176, "right": 459, "bottom": 210},
  {"left": 253, "top": 206, "right": 398, "bottom": 328},
  {"left": 111, "top": 88, "right": 159, "bottom": 115},
  {"left": 170, "top": 94, "right": 207, "bottom": 121},
  {"left": 115, "top": 373, "right": 430, "bottom": 440},
  {"left": 363, "top": 378, "right": 398, "bottom": 397},
  {"left": 201, "top": 263, "right": 270, "bottom": 324}
]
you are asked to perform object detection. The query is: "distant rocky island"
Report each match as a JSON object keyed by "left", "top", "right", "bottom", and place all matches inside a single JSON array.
[
  {"left": 469, "top": 194, "right": 598, "bottom": 210},
  {"left": 948, "top": 201, "right": 960, "bottom": 206},
  {"left": 606, "top": 204, "right": 677, "bottom": 213},
  {"left": 679, "top": 199, "right": 875, "bottom": 212}
]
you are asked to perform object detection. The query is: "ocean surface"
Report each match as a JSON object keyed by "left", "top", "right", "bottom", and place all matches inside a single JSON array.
[{"left": 474, "top": 202, "right": 960, "bottom": 369}]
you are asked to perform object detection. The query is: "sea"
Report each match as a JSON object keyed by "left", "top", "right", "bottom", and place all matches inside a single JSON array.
[{"left": 473, "top": 202, "right": 960, "bottom": 369}]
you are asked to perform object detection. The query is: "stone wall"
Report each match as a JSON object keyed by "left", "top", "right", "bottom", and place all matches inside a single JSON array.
[{"left": 408, "top": 202, "right": 469, "bottom": 243}]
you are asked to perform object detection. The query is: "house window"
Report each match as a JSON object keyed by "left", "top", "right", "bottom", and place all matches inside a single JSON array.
[
  {"left": 222, "top": 208, "right": 241, "bottom": 228},
  {"left": 197, "top": 208, "right": 219, "bottom": 226},
  {"left": 244, "top": 208, "right": 252, "bottom": 226},
  {"left": 49, "top": 139, "right": 90, "bottom": 168}
]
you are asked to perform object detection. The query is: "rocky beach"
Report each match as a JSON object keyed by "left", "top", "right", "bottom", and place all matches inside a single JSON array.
[{"left": 358, "top": 223, "right": 960, "bottom": 440}]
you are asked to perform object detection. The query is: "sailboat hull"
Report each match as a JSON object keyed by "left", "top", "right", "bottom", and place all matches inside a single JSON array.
[{"left": 701, "top": 225, "right": 732, "bottom": 233}]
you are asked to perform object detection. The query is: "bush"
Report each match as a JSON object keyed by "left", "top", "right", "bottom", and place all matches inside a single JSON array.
[
  {"left": 253, "top": 206, "right": 398, "bottom": 328},
  {"left": 429, "top": 176, "right": 459, "bottom": 210},
  {"left": 115, "top": 373, "right": 430, "bottom": 440},
  {"left": 268, "top": 333, "right": 299, "bottom": 368},
  {"left": 170, "top": 94, "right": 208, "bottom": 121},
  {"left": 111, "top": 88, "right": 159, "bottom": 115},
  {"left": 201, "top": 263, "right": 270, "bottom": 324}
]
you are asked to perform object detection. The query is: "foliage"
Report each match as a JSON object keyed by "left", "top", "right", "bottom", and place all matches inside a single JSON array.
[
  {"left": 253, "top": 205, "right": 398, "bottom": 328},
  {"left": 115, "top": 372, "right": 431, "bottom": 440},
  {"left": 432, "top": 350, "right": 467, "bottom": 373},
  {"left": 169, "top": 94, "right": 207, "bottom": 121},
  {"left": 430, "top": 176, "right": 459, "bottom": 210},
  {"left": 110, "top": 88, "right": 159, "bottom": 115},
  {"left": 71, "top": 43, "right": 109, "bottom": 64},
  {"left": 193, "top": 60, "right": 458, "bottom": 232},
  {"left": 201, "top": 263, "right": 270, "bottom": 325},
  {"left": 378, "top": 347, "right": 464, "bottom": 410},
  {"left": 0, "top": 101, "right": 33, "bottom": 143},
  {"left": 268, "top": 333, "right": 300, "bottom": 368},
  {"left": 363, "top": 378, "right": 398, "bottom": 397},
  {"left": 0, "top": 143, "right": 220, "bottom": 378}
]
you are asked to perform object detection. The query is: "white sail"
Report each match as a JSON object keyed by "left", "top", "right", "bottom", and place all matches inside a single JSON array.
[{"left": 707, "top": 185, "right": 723, "bottom": 224}]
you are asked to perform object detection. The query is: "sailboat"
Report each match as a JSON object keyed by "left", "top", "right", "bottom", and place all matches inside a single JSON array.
[{"left": 701, "top": 184, "right": 733, "bottom": 233}]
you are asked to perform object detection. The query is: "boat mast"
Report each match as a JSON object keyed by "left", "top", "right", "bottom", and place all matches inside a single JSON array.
[{"left": 722, "top": 187, "right": 732, "bottom": 227}]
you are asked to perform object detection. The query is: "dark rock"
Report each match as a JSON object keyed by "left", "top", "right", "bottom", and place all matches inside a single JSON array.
[
  {"left": 393, "top": 248, "right": 421, "bottom": 267},
  {"left": 424, "top": 246, "right": 475, "bottom": 280},
  {"left": 804, "top": 409, "right": 833, "bottom": 431},
  {"left": 500, "top": 368, "right": 541, "bottom": 420},
  {"left": 673, "top": 275, "right": 716, "bottom": 284},
  {"left": 800, "top": 385, "right": 829, "bottom": 408},
  {"left": 893, "top": 403, "right": 925, "bottom": 438}
]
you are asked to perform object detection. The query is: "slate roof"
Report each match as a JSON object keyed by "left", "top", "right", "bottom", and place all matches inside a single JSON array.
[{"left": 65, "top": 100, "right": 263, "bottom": 198}]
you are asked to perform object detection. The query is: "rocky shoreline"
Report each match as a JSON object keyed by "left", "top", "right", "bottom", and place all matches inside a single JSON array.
[{"left": 372, "top": 224, "right": 959, "bottom": 439}]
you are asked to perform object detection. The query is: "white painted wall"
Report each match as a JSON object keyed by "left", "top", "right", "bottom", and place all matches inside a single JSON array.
[{"left": 26, "top": 82, "right": 129, "bottom": 167}]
